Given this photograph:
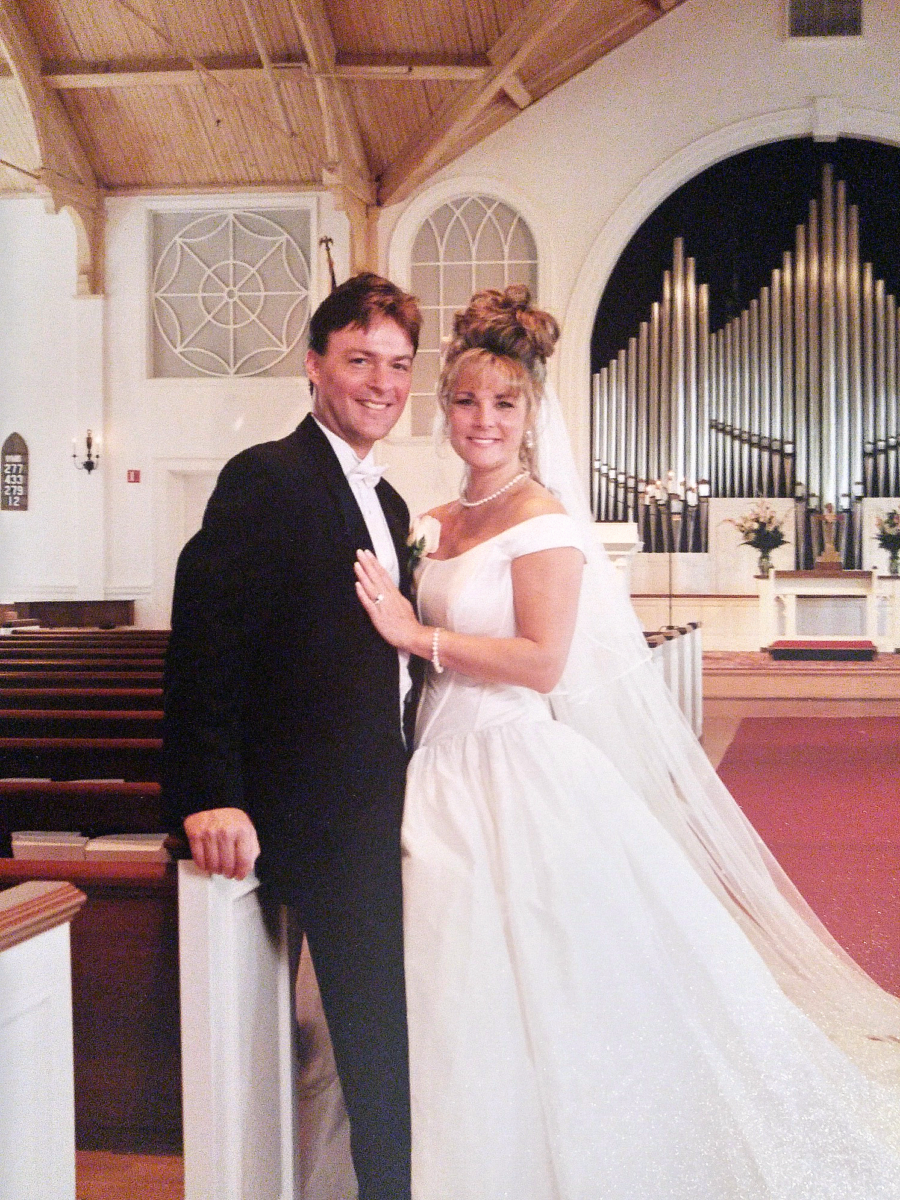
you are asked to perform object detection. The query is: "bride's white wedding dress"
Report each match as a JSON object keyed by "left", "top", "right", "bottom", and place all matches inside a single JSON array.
[{"left": 403, "top": 512, "right": 900, "bottom": 1199}]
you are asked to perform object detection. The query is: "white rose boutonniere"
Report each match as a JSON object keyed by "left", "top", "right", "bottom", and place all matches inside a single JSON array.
[{"left": 407, "top": 514, "right": 441, "bottom": 571}]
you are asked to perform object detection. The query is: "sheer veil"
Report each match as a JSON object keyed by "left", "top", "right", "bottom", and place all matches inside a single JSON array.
[{"left": 534, "top": 381, "right": 900, "bottom": 1087}]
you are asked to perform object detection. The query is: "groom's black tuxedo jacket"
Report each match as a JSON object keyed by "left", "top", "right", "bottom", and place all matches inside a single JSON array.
[{"left": 163, "top": 414, "right": 417, "bottom": 899}]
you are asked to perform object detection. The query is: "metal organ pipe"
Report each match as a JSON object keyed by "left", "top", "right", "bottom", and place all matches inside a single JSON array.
[{"left": 590, "top": 165, "right": 898, "bottom": 563}]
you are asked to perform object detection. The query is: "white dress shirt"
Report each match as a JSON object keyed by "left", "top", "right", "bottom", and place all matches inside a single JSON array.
[{"left": 313, "top": 418, "right": 412, "bottom": 722}]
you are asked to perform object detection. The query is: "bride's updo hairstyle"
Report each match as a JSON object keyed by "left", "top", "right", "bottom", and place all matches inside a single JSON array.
[{"left": 439, "top": 285, "right": 560, "bottom": 473}]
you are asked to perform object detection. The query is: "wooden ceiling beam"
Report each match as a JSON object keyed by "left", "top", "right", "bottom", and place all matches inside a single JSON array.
[
  {"left": 0, "top": 0, "right": 101, "bottom": 290},
  {"left": 32, "top": 57, "right": 489, "bottom": 91},
  {"left": 334, "top": 59, "right": 488, "bottom": 82},
  {"left": 378, "top": 0, "right": 585, "bottom": 206},
  {"left": 528, "top": 4, "right": 657, "bottom": 97},
  {"left": 104, "top": 180, "right": 324, "bottom": 197},
  {"left": 105, "top": 0, "right": 306, "bottom": 145},
  {"left": 0, "top": 1, "right": 96, "bottom": 190},
  {"left": 287, "top": 0, "right": 377, "bottom": 261},
  {"left": 501, "top": 72, "right": 532, "bottom": 110},
  {"left": 236, "top": 0, "right": 296, "bottom": 135}
]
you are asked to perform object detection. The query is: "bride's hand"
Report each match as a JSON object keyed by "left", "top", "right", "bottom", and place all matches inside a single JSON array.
[{"left": 354, "top": 550, "right": 423, "bottom": 652}]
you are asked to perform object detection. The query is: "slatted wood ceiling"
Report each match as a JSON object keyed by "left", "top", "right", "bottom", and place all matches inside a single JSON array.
[{"left": 0, "top": 0, "right": 683, "bottom": 283}]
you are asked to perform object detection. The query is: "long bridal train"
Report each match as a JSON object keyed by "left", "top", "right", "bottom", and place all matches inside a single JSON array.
[{"left": 401, "top": 510, "right": 900, "bottom": 1198}]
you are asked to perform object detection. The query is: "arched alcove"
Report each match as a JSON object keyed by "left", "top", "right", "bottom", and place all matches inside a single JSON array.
[{"left": 559, "top": 103, "right": 900, "bottom": 481}]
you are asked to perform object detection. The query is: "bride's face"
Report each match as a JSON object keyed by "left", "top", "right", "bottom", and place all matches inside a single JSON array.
[{"left": 447, "top": 361, "right": 528, "bottom": 474}]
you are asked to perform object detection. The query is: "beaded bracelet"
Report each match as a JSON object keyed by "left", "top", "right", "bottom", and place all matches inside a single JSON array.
[{"left": 431, "top": 626, "right": 445, "bottom": 674}]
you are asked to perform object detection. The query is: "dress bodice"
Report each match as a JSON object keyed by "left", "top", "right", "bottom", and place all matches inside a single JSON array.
[{"left": 413, "top": 513, "right": 584, "bottom": 747}]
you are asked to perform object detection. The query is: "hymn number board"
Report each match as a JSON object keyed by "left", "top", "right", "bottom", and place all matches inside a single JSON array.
[{"left": 1, "top": 433, "right": 28, "bottom": 510}]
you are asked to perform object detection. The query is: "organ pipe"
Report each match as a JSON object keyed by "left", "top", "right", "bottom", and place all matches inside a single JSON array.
[{"left": 590, "top": 165, "right": 900, "bottom": 565}]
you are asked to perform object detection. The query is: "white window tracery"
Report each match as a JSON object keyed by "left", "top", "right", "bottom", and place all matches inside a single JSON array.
[
  {"left": 408, "top": 196, "right": 538, "bottom": 436},
  {"left": 151, "top": 209, "right": 311, "bottom": 378}
]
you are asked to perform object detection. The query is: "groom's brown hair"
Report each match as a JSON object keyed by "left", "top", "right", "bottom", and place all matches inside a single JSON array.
[{"left": 308, "top": 272, "right": 421, "bottom": 355}]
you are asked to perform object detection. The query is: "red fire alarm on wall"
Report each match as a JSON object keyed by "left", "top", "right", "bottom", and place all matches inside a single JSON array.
[{"left": 127, "top": 469, "right": 141, "bottom": 483}]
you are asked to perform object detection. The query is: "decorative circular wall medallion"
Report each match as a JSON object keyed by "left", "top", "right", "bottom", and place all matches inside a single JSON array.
[{"left": 153, "top": 210, "right": 310, "bottom": 377}]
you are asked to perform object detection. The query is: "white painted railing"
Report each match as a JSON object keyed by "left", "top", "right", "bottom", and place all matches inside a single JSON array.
[
  {"left": 0, "top": 881, "right": 86, "bottom": 1200},
  {"left": 647, "top": 622, "right": 703, "bottom": 738},
  {"left": 178, "top": 864, "right": 355, "bottom": 1200}
]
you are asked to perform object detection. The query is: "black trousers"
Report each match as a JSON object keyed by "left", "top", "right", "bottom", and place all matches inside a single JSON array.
[{"left": 290, "top": 797, "right": 411, "bottom": 1200}]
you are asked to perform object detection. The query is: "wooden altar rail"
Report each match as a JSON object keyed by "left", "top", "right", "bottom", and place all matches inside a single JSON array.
[
  {"left": 0, "top": 879, "right": 87, "bottom": 1200},
  {"left": 646, "top": 622, "right": 703, "bottom": 737}
]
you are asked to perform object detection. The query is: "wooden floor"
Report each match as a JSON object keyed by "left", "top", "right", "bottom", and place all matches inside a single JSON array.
[
  {"left": 75, "top": 652, "right": 897, "bottom": 1199},
  {"left": 76, "top": 1151, "right": 183, "bottom": 1200}
]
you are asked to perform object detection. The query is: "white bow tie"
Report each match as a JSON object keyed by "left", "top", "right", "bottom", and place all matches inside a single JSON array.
[{"left": 347, "top": 460, "right": 387, "bottom": 488}]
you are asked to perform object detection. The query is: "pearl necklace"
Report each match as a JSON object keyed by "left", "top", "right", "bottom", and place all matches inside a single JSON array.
[{"left": 459, "top": 471, "right": 529, "bottom": 508}]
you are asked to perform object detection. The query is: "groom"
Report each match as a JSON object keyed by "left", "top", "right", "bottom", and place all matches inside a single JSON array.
[{"left": 163, "top": 273, "right": 421, "bottom": 1200}]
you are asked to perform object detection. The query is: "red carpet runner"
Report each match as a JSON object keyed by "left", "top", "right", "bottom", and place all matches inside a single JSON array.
[{"left": 716, "top": 717, "right": 900, "bottom": 996}]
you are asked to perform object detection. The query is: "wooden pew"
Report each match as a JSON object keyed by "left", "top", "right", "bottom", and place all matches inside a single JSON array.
[
  {"left": 0, "top": 736, "right": 162, "bottom": 781},
  {"left": 0, "top": 627, "right": 179, "bottom": 1155},
  {"left": 0, "top": 859, "right": 181, "bottom": 1153},
  {"left": 0, "top": 780, "right": 165, "bottom": 850},
  {"left": 0, "top": 671, "right": 164, "bottom": 687},
  {"left": 2, "top": 627, "right": 167, "bottom": 638},
  {"left": 0, "top": 687, "right": 163, "bottom": 710},
  {"left": 0, "top": 709, "right": 162, "bottom": 738},
  {"left": 0, "top": 657, "right": 164, "bottom": 673},
  {"left": 0, "top": 647, "right": 165, "bottom": 662}
]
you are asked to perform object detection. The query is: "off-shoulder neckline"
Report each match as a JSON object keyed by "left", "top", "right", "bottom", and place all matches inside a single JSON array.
[{"left": 422, "top": 511, "right": 576, "bottom": 564}]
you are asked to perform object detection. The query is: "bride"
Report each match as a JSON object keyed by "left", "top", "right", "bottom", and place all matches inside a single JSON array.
[{"left": 354, "top": 286, "right": 900, "bottom": 1198}]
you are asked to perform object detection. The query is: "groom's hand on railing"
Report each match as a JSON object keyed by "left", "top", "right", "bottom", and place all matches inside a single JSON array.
[{"left": 183, "top": 807, "right": 260, "bottom": 880}]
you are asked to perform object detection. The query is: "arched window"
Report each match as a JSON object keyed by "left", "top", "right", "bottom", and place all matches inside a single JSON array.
[{"left": 408, "top": 196, "right": 538, "bottom": 436}]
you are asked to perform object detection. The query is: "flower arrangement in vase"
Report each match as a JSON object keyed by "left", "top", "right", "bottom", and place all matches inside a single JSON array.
[
  {"left": 727, "top": 499, "right": 788, "bottom": 575},
  {"left": 875, "top": 510, "right": 900, "bottom": 576}
]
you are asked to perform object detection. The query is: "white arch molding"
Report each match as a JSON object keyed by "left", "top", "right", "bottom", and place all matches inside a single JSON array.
[{"left": 559, "top": 99, "right": 900, "bottom": 483}]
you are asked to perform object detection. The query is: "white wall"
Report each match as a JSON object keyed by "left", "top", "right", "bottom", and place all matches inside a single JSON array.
[{"left": 0, "top": 198, "right": 82, "bottom": 604}]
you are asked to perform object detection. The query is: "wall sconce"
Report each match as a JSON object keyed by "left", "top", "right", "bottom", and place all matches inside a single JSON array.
[{"left": 72, "top": 430, "right": 100, "bottom": 473}]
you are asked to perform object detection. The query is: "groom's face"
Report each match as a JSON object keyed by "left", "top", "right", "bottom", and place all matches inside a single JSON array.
[{"left": 306, "top": 316, "right": 415, "bottom": 456}]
